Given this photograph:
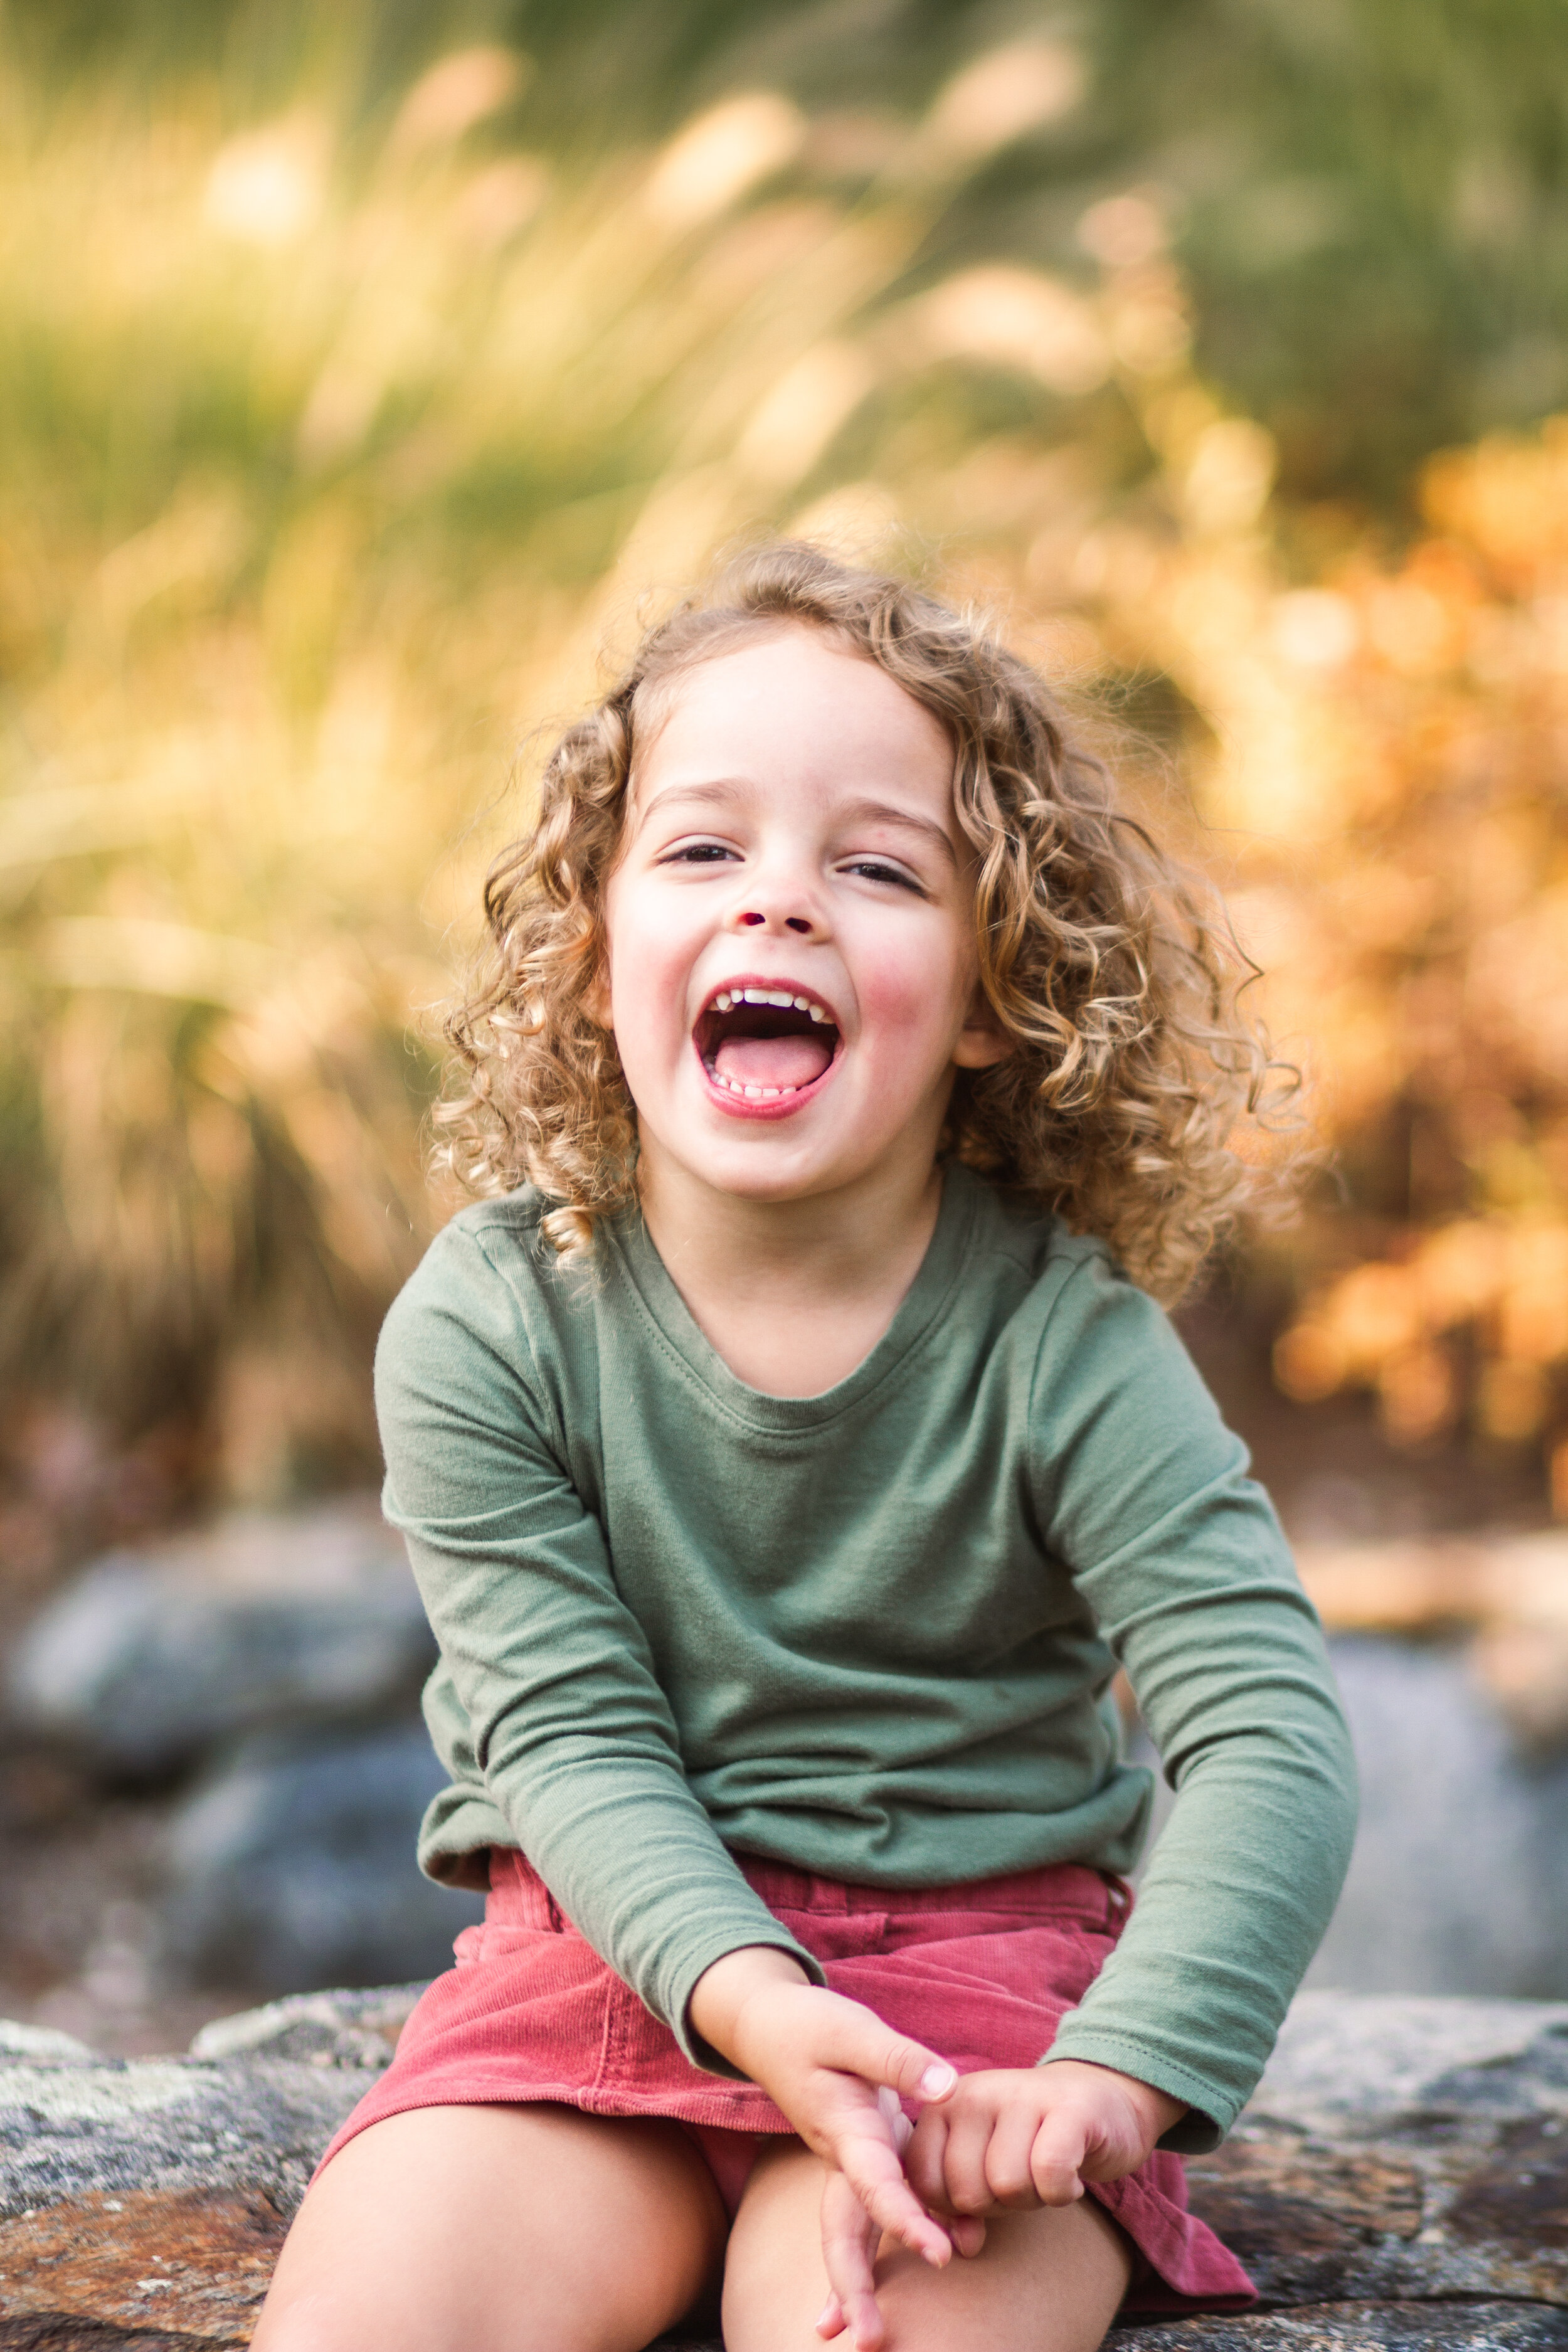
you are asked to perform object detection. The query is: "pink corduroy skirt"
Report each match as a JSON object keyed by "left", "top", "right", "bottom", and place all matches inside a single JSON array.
[{"left": 317, "top": 1848, "right": 1254, "bottom": 2316}]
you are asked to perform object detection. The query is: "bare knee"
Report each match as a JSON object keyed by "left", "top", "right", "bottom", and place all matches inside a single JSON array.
[
  {"left": 868, "top": 2199, "right": 1131, "bottom": 2352},
  {"left": 253, "top": 2104, "right": 724, "bottom": 2352},
  {"left": 723, "top": 2146, "right": 1131, "bottom": 2352},
  {"left": 251, "top": 2291, "right": 357, "bottom": 2352}
]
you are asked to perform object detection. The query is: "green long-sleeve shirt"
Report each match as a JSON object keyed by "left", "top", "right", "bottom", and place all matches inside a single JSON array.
[{"left": 376, "top": 1165, "right": 1356, "bottom": 2151}]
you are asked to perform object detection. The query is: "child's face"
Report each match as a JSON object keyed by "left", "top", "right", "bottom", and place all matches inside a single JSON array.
[{"left": 600, "top": 626, "right": 1005, "bottom": 1208}]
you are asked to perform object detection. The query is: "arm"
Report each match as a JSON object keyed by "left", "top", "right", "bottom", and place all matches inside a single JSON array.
[
  {"left": 376, "top": 1226, "right": 824, "bottom": 2062},
  {"left": 1032, "top": 1252, "right": 1359, "bottom": 2147},
  {"left": 382, "top": 1228, "right": 975, "bottom": 2342},
  {"left": 824, "top": 1253, "right": 1355, "bottom": 2331}
]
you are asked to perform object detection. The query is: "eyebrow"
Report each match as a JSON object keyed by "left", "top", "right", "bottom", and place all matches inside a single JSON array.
[
  {"left": 637, "top": 780, "right": 749, "bottom": 824},
  {"left": 637, "top": 780, "right": 958, "bottom": 866},
  {"left": 839, "top": 796, "right": 958, "bottom": 866}
]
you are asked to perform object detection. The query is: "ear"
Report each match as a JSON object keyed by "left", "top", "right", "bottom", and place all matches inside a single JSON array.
[{"left": 951, "top": 983, "right": 1010, "bottom": 1071}]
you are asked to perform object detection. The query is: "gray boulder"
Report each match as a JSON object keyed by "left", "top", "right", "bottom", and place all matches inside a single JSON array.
[
  {"left": 189, "top": 1983, "right": 433, "bottom": 2069},
  {"left": 164, "top": 1724, "right": 484, "bottom": 1994},
  {"left": 1306, "top": 1638, "right": 1568, "bottom": 2001},
  {"left": 7, "top": 1503, "right": 436, "bottom": 1776},
  {"left": 1131, "top": 1634, "right": 1568, "bottom": 2001}
]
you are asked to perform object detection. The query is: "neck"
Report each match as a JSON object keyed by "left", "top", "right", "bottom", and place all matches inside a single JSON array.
[{"left": 634, "top": 1142, "right": 947, "bottom": 1396}]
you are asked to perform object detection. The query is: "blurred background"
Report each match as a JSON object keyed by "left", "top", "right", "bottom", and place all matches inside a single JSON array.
[{"left": 1, "top": 0, "right": 1566, "bottom": 2050}]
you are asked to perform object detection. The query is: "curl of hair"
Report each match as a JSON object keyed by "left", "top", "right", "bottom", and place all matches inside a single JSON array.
[{"left": 438, "top": 542, "right": 1298, "bottom": 1303}]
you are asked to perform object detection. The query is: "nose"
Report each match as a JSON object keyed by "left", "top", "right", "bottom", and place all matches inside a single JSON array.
[
  {"left": 729, "top": 865, "right": 822, "bottom": 938},
  {"left": 737, "top": 908, "right": 814, "bottom": 933}
]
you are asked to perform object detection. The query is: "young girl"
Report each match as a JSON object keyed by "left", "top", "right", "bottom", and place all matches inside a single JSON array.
[{"left": 253, "top": 543, "right": 1356, "bottom": 2352}]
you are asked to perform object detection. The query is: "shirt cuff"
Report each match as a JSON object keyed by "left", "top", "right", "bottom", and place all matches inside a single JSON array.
[
  {"left": 670, "top": 1929, "right": 829, "bottom": 2077},
  {"left": 1038, "top": 2028, "right": 1234, "bottom": 2153}
]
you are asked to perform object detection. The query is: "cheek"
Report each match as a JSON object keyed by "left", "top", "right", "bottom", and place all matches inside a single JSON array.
[
  {"left": 856, "top": 930, "right": 972, "bottom": 1060},
  {"left": 603, "top": 893, "right": 698, "bottom": 1073}
]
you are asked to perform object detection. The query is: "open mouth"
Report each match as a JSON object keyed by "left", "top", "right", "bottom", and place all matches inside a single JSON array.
[{"left": 693, "top": 982, "right": 842, "bottom": 1101}]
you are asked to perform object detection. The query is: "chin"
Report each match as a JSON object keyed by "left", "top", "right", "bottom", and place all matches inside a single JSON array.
[{"left": 689, "top": 1150, "right": 830, "bottom": 1202}]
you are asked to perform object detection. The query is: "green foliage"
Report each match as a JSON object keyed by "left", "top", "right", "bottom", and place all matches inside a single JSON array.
[{"left": 9, "top": 0, "right": 1563, "bottom": 508}]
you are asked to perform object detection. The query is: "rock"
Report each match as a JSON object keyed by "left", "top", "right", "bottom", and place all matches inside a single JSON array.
[
  {"left": 0, "top": 1498, "right": 482, "bottom": 2012},
  {"left": 1106, "top": 2310, "right": 1568, "bottom": 2349},
  {"left": 1306, "top": 1641, "right": 1568, "bottom": 2000},
  {"left": 187, "top": 1984, "right": 428, "bottom": 2071},
  {"left": 0, "top": 2045, "right": 364, "bottom": 2223},
  {"left": 1245, "top": 1989, "right": 1568, "bottom": 2126},
  {"left": 0, "top": 2052, "right": 354, "bottom": 2343},
  {"left": 7, "top": 1505, "right": 435, "bottom": 1778},
  {"left": 1131, "top": 1638, "right": 1568, "bottom": 2001},
  {"left": 0, "top": 1986, "right": 405, "bottom": 2348},
  {"left": 162, "top": 1729, "right": 484, "bottom": 1995},
  {"left": 0, "top": 2189, "right": 287, "bottom": 2348},
  {"left": 0, "top": 1989, "right": 1564, "bottom": 2349},
  {"left": 1169, "top": 1990, "right": 1568, "bottom": 2339},
  {"left": 0, "top": 2024, "right": 97, "bottom": 2063}
]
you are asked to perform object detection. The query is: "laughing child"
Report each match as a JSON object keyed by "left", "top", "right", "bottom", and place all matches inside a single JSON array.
[{"left": 254, "top": 542, "right": 1355, "bottom": 2352}]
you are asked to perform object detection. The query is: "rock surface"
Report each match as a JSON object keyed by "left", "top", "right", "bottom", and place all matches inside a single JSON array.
[
  {"left": 0, "top": 1992, "right": 1564, "bottom": 2348},
  {"left": 0, "top": 1991, "right": 420, "bottom": 2348},
  {"left": 1184, "top": 1996, "right": 1568, "bottom": 2322}
]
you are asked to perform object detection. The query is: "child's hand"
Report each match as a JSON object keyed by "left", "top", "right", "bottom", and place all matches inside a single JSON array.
[
  {"left": 688, "top": 1949, "right": 962, "bottom": 2329},
  {"left": 905, "top": 2057, "right": 1185, "bottom": 2219},
  {"left": 815, "top": 2106, "right": 985, "bottom": 2349},
  {"left": 815, "top": 2058, "right": 1186, "bottom": 2346}
]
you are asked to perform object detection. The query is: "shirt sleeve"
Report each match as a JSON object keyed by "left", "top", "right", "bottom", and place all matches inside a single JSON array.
[
  {"left": 374, "top": 1226, "right": 826, "bottom": 2071},
  {"left": 1029, "top": 1250, "right": 1359, "bottom": 2151}
]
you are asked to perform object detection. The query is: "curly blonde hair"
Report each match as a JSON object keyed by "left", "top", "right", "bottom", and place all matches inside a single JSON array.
[{"left": 439, "top": 541, "right": 1295, "bottom": 1303}]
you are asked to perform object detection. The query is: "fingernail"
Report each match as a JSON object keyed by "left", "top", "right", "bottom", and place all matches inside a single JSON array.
[
  {"left": 816, "top": 2303, "right": 837, "bottom": 2332},
  {"left": 919, "top": 2062, "right": 956, "bottom": 2099}
]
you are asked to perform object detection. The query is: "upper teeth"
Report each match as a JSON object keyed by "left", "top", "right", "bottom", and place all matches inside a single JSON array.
[{"left": 711, "top": 988, "right": 831, "bottom": 1022}]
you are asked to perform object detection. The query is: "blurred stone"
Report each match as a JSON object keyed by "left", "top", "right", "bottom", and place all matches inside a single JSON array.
[
  {"left": 188, "top": 1983, "right": 427, "bottom": 2070},
  {"left": 163, "top": 1725, "right": 483, "bottom": 1996},
  {"left": 6, "top": 1502, "right": 435, "bottom": 1776},
  {"left": 0, "top": 2019, "right": 95, "bottom": 2061},
  {"left": 1305, "top": 1638, "right": 1568, "bottom": 1999},
  {"left": 1134, "top": 1631, "right": 1568, "bottom": 1999}
]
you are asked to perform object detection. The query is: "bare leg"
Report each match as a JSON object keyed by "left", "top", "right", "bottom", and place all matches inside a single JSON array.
[
  {"left": 723, "top": 2142, "right": 1132, "bottom": 2352},
  {"left": 252, "top": 2102, "right": 726, "bottom": 2352}
]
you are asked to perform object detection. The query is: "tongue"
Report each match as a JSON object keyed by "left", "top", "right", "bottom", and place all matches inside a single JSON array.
[{"left": 714, "top": 1031, "right": 833, "bottom": 1089}]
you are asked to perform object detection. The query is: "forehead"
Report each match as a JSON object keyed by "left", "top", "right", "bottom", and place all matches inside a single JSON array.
[{"left": 630, "top": 627, "right": 955, "bottom": 815}]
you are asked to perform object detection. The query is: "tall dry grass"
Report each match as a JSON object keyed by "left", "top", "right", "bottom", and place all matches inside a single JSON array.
[
  {"left": 1, "top": 26, "right": 1564, "bottom": 1513},
  {"left": 0, "top": 31, "right": 1168, "bottom": 1493}
]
